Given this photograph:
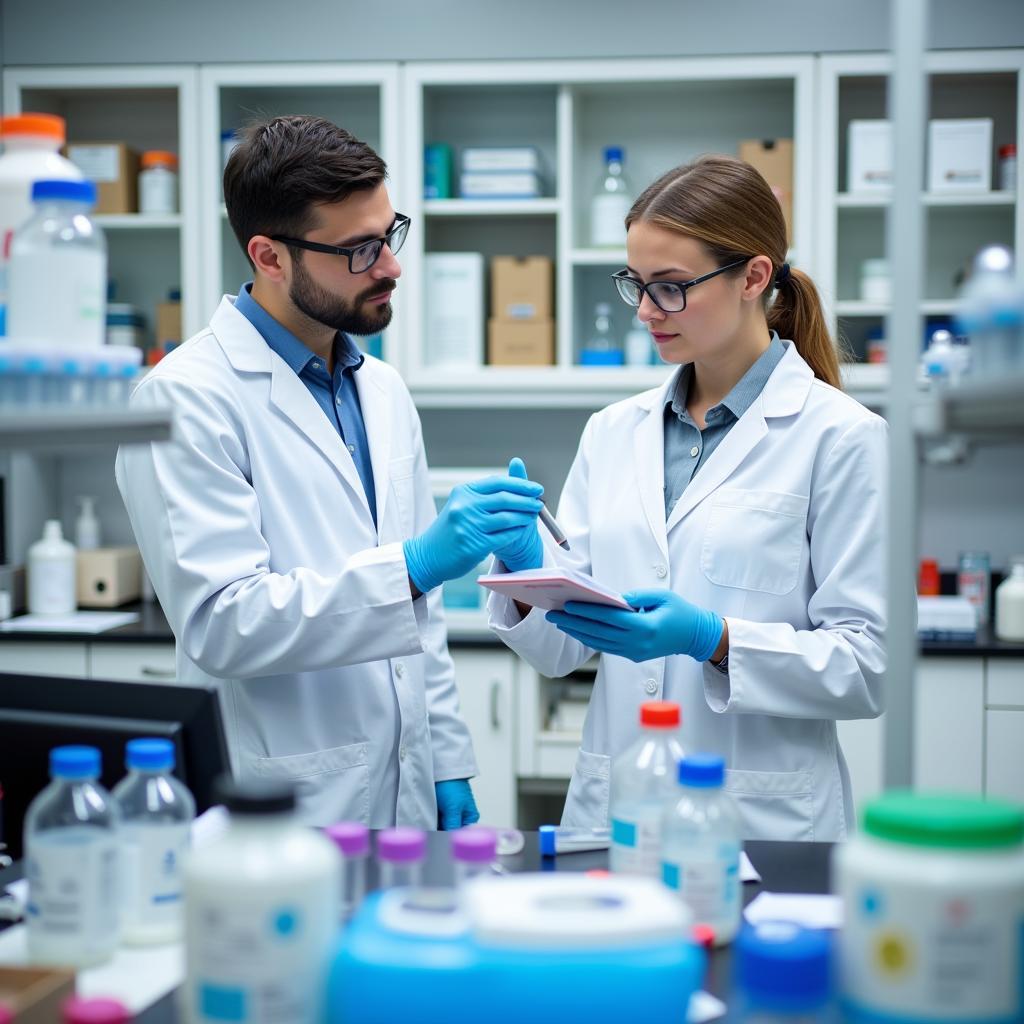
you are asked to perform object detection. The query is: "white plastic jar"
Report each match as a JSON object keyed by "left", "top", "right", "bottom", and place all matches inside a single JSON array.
[
  {"left": 138, "top": 150, "right": 178, "bottom": 215},
  {"left": 859, "top": 258, "right": 891, "bottom": 303},
  {"left": 835, "top": 791, "right": 1024, "bottom": 1024}
]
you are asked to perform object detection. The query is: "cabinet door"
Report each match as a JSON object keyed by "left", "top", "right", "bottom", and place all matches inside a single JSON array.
[
  {"left": 0, "top": 641, "right": 88, "bottom": 678},
  {"left": 985, "top": 710, "right": 1024, "bottom": 803},
  {"left": 837, "top": 716, "right": 884, "bottom": 813},
  {"left": 914, "top": 658, "right": 984, "bottom": 794},
  {"left": 449, "top": 648, "right": 516, "bottom": 828},
  {"left": 987, "top": 659, "right": 1024, "bottom": 709},
  {"left": 89, "top": 643, "right": 177, "bottom": 684}
]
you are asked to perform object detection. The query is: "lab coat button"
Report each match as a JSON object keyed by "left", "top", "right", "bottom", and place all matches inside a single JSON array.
[
  {"left": 399, "top": 746, "right": 407, "bottom": 762},
  {"left": 395, "top": 662, "right": 405, "bottom": 678},
  {"left": 644, "top": 678, "right": 658, "bottom": 695},
  {"left": 347, "top": 443, "right": 356, "bottom": 453},
  {"left": 654, "top": 564, "right": 668, "bottom": 579},
  {"left": 690, "top": 446, "right": 699, "bottom": 458}
]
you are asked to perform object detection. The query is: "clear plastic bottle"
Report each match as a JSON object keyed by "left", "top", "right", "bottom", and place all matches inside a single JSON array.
[
  {"left": 590, "top": 146, "right": 632, "bottom": 248},
  {"left": 451, "top": 826, "right": 498, "bottom": 884},
  {"left": 920, "top": 328, "right": 968, "bottom": 389},
  {"left": 27, "top": 519, "right": 76, "bottom": 616},
  {"left": 660, "top": 754, "right": 742, "bottom": 946},
  {"left": 955, "top": 244, "right": 1023, "bottom": 379},
  {"left": 609, "top": 701, "right": 685, "bottom": 877},
  {"left": 325, "top": 821, "right": 370, "bottom": 922},
  {"left": 580, "top": 301, "right": 624, "bottom": 367},
  {"left": 377, "top": 827, "right": 426, "bottom": 889},
  {"left": 7, "top": 179, "right": 107, "bottom": 348},
  {"left": 112, "top": 738, "right": 196, "bottom": 945},
  {"left": 624, "top": 315, "right": 652, "bottom": 367},
  {"left": 995, "top": 556, "right": 1024, "bottom": 642},
  {"left": 958, "top": 550, "right": 991, "bottom": 628},
  {"left": 24, "top": 745, "right": 120, "bottom": 966},
  {"left": 735, "top": 921, "right": 837, "bottom": 1022}
]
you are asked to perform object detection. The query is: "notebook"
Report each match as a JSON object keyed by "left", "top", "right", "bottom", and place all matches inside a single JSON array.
[{"left": 477, "top": 566, "right": 631, "bottom": 612}]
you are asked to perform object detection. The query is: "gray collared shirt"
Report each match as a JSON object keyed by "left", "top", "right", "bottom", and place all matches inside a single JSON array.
[{"left": 663, "top": 333, "right": 787, "bottom": 519}]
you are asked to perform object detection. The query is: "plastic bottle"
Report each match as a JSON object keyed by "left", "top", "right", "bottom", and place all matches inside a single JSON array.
[
  {"left": 955, "top": 244, "right": 1023, "bottom": 379},
  {"left": 7, "top": 179, "right": 107, "bottom": 348},
  {"left": 920, "top": 328, "right": 964, "bottom": 389},
  {"left": 660, "top": 754, "right": 742, "bottom": 946},
  {"left": 62, "top": 997, "right": 132, "bottom": 1024},
  {"left": 24, "top": 746, "right": 120, "bottom": 966},
  {"left": 995, "top": 556, "right": 1024, "bottom": 642},
  {"left": 958, "top": 550, "right": 991, "bottom": 628},
  {"left": 112, "top": 738, "right": 196, "bottom": 945},
  {"left": 590, "top": 146, "right": 632, "bottom": 248},
  {"left": 624, "top": 315, "right": 652, "bottom": 367},
  {"left": 325, "top": 822, "right": 370, "bottom": 923},
  {"left": 580, "top": 301, "right": 624, "bottom": 367},
  {"left": 138, "top": 151, "right": 178, "bottom": 215},
  {"left": 377, "top": 827, "right": 426, "bottom": 889},
  {"left": 74, "top": 496, "right": 101, "bottom": 551},
  {"left": 28, "top": 520, "right": 76, "bottom": 615},
  {"left": 451, "top": 826, "right": 498, "bottom": 884},
  {"left": 182, "top": 778, "right": 339, "bottom": 1024},
  {"left": 0, "top": 114, "right": 83, "bottom": 336},
  {"left": 609, "top": 701, "right": 685, "bottom": 877},
  {"left": 735, "top": 921, "right": 837, "bottom": 1022}
]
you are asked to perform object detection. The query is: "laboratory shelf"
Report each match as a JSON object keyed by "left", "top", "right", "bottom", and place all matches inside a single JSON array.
[
  {"left": 836, "top": 191, "right": 1017, "bottom": 208},
  {"left": 570, "top": 248, "right": 628, "bottom": 265},
  {"left": 92, "top": 213, "right": 183, "bottom": 230},
  {"left": 0, "top": 407, "right": 175, "bottom": 452},
  {"left": 836, "top": 299, "right": 958, "bottom": 316},
  {"left": 914, "top": 374, "right": 1024, "bottom": 438},
  {"left": 423, "top": 198, "right": 562, "bottom": 217}
]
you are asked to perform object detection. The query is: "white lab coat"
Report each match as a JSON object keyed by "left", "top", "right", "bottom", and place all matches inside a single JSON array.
[
  {"left": 489, "top": 341, "right": 887, "bottom": 841},
  {"left": 116, "top": 297, "right": 477, "bottom": 828}
]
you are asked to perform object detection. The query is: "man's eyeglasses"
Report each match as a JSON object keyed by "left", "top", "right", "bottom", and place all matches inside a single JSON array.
[
  {"left": 611, "top": 257, "right": 749, "bottom": 313},
  {"left": 272, "top": 214, "right": 411, "bottom": 274}
]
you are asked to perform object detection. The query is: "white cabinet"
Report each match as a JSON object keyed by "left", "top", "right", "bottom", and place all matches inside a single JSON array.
[
  {"left": 89, "top": 643, "right": 177, "bottom": 683},
  {"left": 0, "top": 641, "right": 88, "bottom": 678},
  {"left": 450, "top": 648, "right": 517, "bottom": 828},
  {"left": 985, "top": 658, "right": 1024, "bottom": 802},
  {"left": 837, "top": 715, "right": 885, "bottom": 812},
  {"left": 914, "top": 657, "right": 985, "bottom": 793}
]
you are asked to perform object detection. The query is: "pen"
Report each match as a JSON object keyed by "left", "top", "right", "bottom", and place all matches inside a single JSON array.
[{"left": 538, "top": 502, "right": 571, "bottom": 551}]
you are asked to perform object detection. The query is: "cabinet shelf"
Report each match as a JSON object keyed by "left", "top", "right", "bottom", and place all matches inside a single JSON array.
[
  {"left": 914, "top": 374, "right": 1024, "bottom": 438},
  {"left": 836, "top": 300, "right": 958, "bottom": 317},
  {"left": 423, "top": 198, "right": 562, "bottom": 217},
  {"left": 571, "top": 248, "right": 628, "bottom": 265},
  {"left": 837, "top": 191, "right": 1017, "bottom": 209},
  {"left": 0, "top": 408, "right": 175, "bottom": 452},
  {"left": 93, "top": 213, "right": 182, "bottom": 230}
]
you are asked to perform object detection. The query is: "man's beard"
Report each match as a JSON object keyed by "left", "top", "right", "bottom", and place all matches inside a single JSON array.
[{"left": 289, "top": 255, "right": 395, "bottom": 336}]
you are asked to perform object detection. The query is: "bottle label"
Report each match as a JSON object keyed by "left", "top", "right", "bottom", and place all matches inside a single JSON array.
[
  {"left": 122, "top": 822, "right": 190, "bottom": 935},
  {"left": 661, "top": 841, "right": 741, "bottom": 926},
  {"left": 591, "top": 194, "right": 631, "bottom": 247},
  {"left": 610, "top": 812, "right": 662, "bottom": 877}
]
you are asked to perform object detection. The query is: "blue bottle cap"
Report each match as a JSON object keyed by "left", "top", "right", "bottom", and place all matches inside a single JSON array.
[
  {"left": 604, "top": 146, "right": 624, "bottom": 163},
  {"left": 539, "top": 825, "right": 557, "bottom": 856},
  {"left": 125, "top": 738, "right": 175, "bottom": 772},
  {"left": 737, "top": 921, "right": 832, "bottom": 1013},
  {"left": 51, "top": 745, "right": 101, "bottom": 779},
  {"left": 31, "top": 179, "right": 97, "bottom": 206},
  {"left": 678, "top": 754, "right": 725, "bottom": 788}
]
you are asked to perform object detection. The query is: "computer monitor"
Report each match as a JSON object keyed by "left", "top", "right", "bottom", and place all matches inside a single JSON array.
[{"left": 0, "top": 672, "right": 230, "bottom": 860}]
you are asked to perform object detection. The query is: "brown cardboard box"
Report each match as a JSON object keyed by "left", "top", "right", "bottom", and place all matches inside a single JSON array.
[
  {"left": 0, "top": 967, "right": 76, "bottom": 1024},
  {"left": 488, "top": 319, "right": 554, "bottom": 366},
  {"left": 156, "top": 300, "right": 182, "bottom": 344},
  {"left": 77, "top": 547, "right": 141, "bottom": 608},
  {"left": 491, "top": 256, "right": 552, "bottom": 321},
  {"left": 739, "top": 139, "right": 794, "bottom": 243},
  {"left": 67, "top": 142, "right": 139, "bottom": 214}
]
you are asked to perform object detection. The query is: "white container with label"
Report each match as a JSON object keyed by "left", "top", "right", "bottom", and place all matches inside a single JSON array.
[
  {"left": 995, "top": 557, "right": 1024, "bottom": 642},
  {"left": 609, "top": 701, "right": 685, "bottom": 877},
  {"left": 183, "top": 778, "right": 339, "bottom": 1024},
  {"left": 27, "top": 519, "right": 76, "bottom": 615},
  {"left": 835, "top": 791, "right": 1024, "bottom": 1024},
  {"left": 138, "top": 151, "right": 178, "bottom": 215},
  {"left": 423, "top": 252, "right": 484, "bottom": 368}
]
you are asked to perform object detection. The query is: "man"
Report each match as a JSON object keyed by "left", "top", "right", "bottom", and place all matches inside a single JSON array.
[{"left": 116, "top": 115, "right": 544, "bottom": 828}]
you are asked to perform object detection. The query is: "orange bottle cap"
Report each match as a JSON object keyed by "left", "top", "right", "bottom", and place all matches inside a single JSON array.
[
  {"left": 141, "top": 150, "right": 178, "bottom": 170},
  {"left": 0, "top": 113, "right": 66, "bottom": 141}
]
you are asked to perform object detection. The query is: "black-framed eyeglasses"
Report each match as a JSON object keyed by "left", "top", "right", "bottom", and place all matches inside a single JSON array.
[
  {"left": 271, "top": 213, "right": 411, "bottom": 274},
  {"left": 611, "top": 257, "right": 749, "bottom": 313}
]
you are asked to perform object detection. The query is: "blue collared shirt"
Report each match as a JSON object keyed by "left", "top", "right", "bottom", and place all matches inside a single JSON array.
[
  {"left": 663, "top": 332, "right": 786, "bottom": 518},
  {"left": 234, "top": 282, "right": 378, "bottom": 527}
]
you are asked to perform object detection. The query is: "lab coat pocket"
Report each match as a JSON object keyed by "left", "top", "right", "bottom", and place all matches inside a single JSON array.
[
  {"left": 253, "top": 741, "right": 370, "bottom": 821},
  {"left": 724, "top": 767, "right": 815, "bottom": 841},
  {"left": 561, "top": 748, "right": 611, "bottom": 829},
  {"left": 388, "top": 455, "right": 417, "bottom": 537},
  {"left": 701, "top": 489, "right": 809, "bottom": 596}
]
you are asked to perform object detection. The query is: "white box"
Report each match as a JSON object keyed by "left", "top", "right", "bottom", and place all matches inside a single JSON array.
[
  {"left": 459, "top": 171, "right": 542, "bottom": 199},
  {"left": 461, "top": 146, "right": 542, "bottom": 173},
  {"left": 917, "top": 596, "right": 978, "bottom": 642},
  {"left": 424, "top": 253, "right": 484, "bottom": 368},
  {"left": 929, "top": 118, "right": 993, "bottom": 192},
  {"left": 847, "top": 120, "right": 892, "bottom": 192}
]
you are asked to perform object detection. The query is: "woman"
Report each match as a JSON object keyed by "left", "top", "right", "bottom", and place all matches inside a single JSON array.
[{"left": 489, "top": 155, "right": 887, "bottom": 841}]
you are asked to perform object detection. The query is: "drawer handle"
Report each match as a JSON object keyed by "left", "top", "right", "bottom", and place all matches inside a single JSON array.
[
  {"left": 490, "top": 680, "right": 501, "bottom": 730},
  {"left": 141, "top": 665, "right": 176, "bottom": 679}
]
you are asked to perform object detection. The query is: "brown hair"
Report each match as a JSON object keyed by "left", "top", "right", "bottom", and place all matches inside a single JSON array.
[
  {"left": 626, "top": 155, "right": 843, "bottom": 389},
  {"left": 223, "top": 115, "right": 387, "bottom": 269}
]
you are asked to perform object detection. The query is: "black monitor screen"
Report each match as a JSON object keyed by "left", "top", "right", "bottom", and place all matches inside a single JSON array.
[{"left": 0, "top": 671, "right": 229, "bottom": 859}]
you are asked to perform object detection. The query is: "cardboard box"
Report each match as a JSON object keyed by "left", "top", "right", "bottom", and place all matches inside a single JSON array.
[
  {"left": 487, "top": 319, "right": 554, "bottom": 366},
  {"left": 929, "top": 118, "right": 993, "bottom": 192},
  {"left": 847, "top": 120, "right": 892, "bottom": 192},
  {"left": 424, "top": 253, "right": 484, "bottom": 368},
  {"left": 0, "top": 967, "right": 76, "bottom": 1024},
  {"left": 155, "top": 300, "right": 182, "bottom": 345},
  {"left": 491, "top": 256, "right": 552, "bottom": 321},
  {"left": 67, "top": 142, "right": 139, "bottom": 214},
  {"left": 739, "top": 139, "right": 794, "bottom": 242},
  {"left": 76, "top": 546, "right": 141, "bottom": 608}
]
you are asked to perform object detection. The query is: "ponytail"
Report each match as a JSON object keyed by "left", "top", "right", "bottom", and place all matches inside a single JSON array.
[{"left": 768, "top": 267, "right": 844, "bottom": 390}]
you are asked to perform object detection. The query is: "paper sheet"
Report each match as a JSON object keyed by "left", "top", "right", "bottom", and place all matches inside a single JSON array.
[
  {"left": 477, "top": 567, "right": 631, "bottom": 611},
  {"left": 740, "top": 850, "right": 760, "bottom": 882},
  {"left": 0, "top": 611, "right": 139, "bottom": 634},
  {"left": 743, "top": 891, "right": 843, "bottom": 929}
]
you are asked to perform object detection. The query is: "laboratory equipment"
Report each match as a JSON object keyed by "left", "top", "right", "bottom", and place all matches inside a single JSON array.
[
  {"left": 24, "top": 745, "right": 120, "bottom": 966},
  {"left": 859, "top": 258, "right": 891, "bottom": 303},
  {"left": 538, "top": 825, "right": 611, "bottom": 855},
  {"left": 660, "top": 754, "right": 742, "bottom": 946},
  {"left": 27, "top": 520, "right": 76, "bottom": 616},
  {"left": 112, "top": 737, "right": 196, "bottom": 945},
  {"left": 377, "top": 827, "right": 426, "bottom": 889},
  {"left": 62, "top": 998, "right": 132, "bottom": 1024},
  {"left": 957, "top": 550, "right": 991, "bottom": 627},
  {"left": 138, "top": 151, "right": 178, "bottom": 215},
  {"left": 609, "top": 701, "right": 685, "bottom": 877},
  {"left": 183, "top": 778, "right": 339, "bottom": 1024},
  {"left": 955, "top": 244, "right": 1022, "bottom": 379},
  {"left": 325, "top": 821, "right": 370, "bottom": 922},
  {"left": 920, "top": 328, "right": 968, "bottom": 388},
  {"left": 835, "top": 791, "right": 1024, "bottom": 1024},
  {"left": 451, "top": 827, "right": 497, "bottom": 884},
  {"left": 7, "top": 180, "right": 107, "bottom": 348},
  {"left": 998, "top": 143, "right": 1017, "bottom": 192},
  {"left": 624, "top": 315, "right": 651, "bottom": 366},
  {"left": 74, "top": 497, "right": 101, "bottom": 551},
  {"left": 995, "top": 556, "right": 1024, "bottom": 641},
  {"left": 590, "top": 146, "right": 632, "bottom": 248},
  {"left": 917, "top": 558, "right": 940, "bottom": 596},
  {"left": 580, "top": 301, "right": 624, "bottom": 366}
]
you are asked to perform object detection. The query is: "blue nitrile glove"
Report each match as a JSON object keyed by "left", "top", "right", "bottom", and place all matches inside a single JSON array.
[
  {"left": 490, "top": 458, "right": 544, "bottom": 572},
  {"left": 403, "top": 471, "right": 544, "bottom": 594},
  {"left": 435, "top": 779, "right": 479, "bottom": 830},
  {"left": 545, "top": 589, "right": 724, "bottom": 663}
]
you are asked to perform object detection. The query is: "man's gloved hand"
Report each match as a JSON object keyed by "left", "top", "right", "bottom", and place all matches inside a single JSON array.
[
  {"left": 490, "top": 458, "right": 544, "bottom": 572},
  {"left": 435, "top": 779, "right": 480, "bottom": 831},
  {"left": 403, "top": 470, "right": 543, "bottom": 594},
  {"left": 545, "top": 588, "right": 724, "bottom": 663}
]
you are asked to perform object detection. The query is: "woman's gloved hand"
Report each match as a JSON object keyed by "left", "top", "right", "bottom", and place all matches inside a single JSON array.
[{"left": 435, "top": 779, "right": 480, "bottom": 830}]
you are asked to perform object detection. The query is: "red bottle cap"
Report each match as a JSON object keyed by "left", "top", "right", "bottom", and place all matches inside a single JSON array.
[
  {"left": 62, "top": 997, "right": 132, "bottom": 1024},
  {"left": 640, "top": 701, "right": 680, "bottom": 728}
]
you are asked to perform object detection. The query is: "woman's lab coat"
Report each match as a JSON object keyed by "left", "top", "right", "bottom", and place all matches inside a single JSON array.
[
  {"left": 489, "top": 341, "right": 887, "bottom": 841},
  {"left": 116, "top": 297, "right": 477, "bottom": 827}
]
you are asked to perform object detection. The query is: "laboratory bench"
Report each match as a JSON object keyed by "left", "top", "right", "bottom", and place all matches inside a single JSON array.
[{"left": 0, "top": 834, "right": 834, "bottom": 1024}]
